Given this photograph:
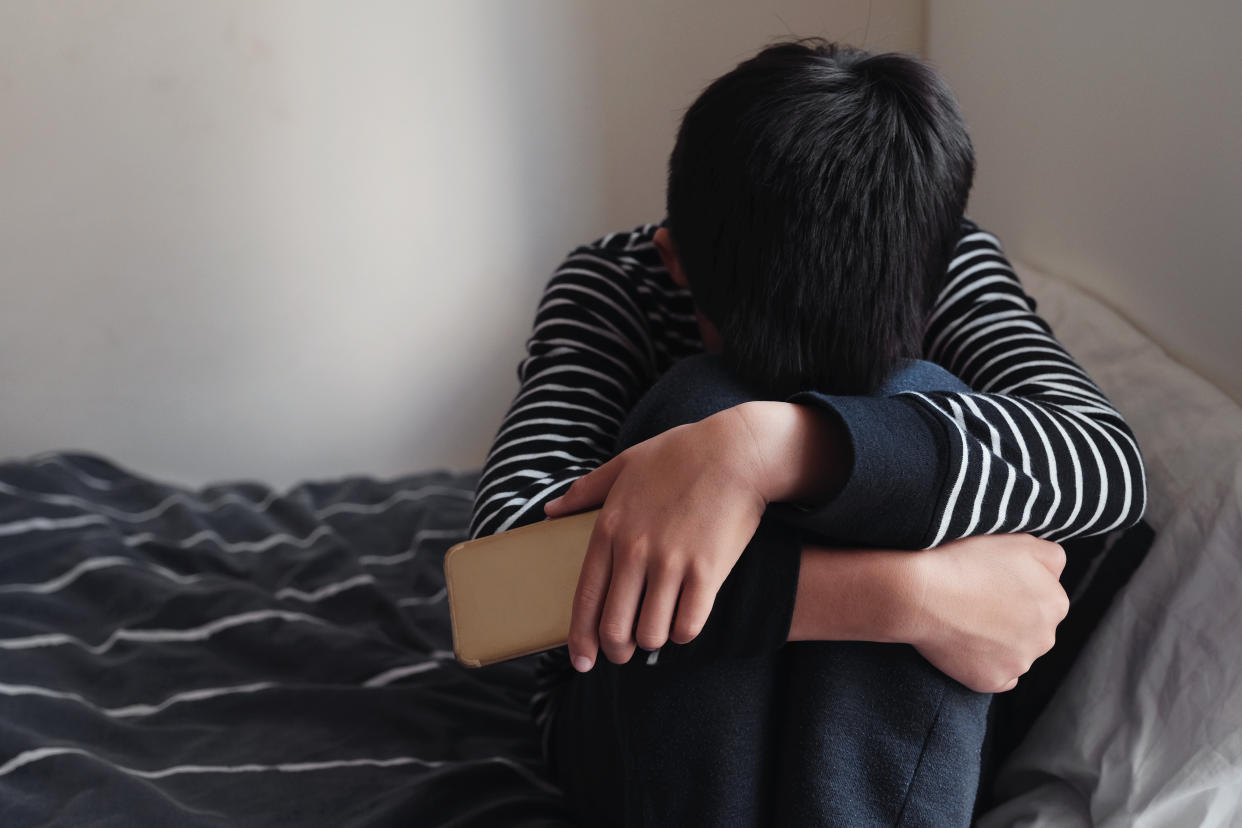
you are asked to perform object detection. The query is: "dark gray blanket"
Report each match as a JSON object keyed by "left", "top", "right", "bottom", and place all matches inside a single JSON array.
[{"left": 0, "top": 453, "right": 575, "bottom": 827}]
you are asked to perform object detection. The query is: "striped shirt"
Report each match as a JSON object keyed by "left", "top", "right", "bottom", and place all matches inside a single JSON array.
[{"left": 469, "top": 219, "right": 1147, "bottom": 748}]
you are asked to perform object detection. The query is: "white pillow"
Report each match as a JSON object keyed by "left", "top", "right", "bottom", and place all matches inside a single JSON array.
[{"left": 978, "top": 263, "right": 1242, "bottom": 827}]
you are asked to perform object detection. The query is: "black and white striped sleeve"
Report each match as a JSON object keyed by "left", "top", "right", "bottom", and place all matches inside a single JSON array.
[
  {"left": 791, "top": 221, "right": 1147, "bottom": 549},
  {"left": 468, "top": 246, "right": 655, "bottom": 540}
]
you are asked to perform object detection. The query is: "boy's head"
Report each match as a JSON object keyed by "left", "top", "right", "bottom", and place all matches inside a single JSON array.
[{"left": 657, "top": 39, "right": 974, "bottom": 397}]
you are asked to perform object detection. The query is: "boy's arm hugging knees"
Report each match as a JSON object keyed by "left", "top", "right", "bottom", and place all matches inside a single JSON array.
[
  {"left": 471, "top": 222, "right": 1145, "bottom": 691},
  {"left": 778, "top": 220, "right": 1145, "bottom": 550}
]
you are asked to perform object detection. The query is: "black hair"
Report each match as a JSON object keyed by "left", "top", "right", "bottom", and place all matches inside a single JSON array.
[{"left": 666, "top": 39, "right": 974, "bottom": 396}]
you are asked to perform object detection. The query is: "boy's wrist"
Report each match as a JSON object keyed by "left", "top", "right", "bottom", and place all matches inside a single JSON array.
[
  {"left": 732, "top": 400, "right": 849, "bottom": 505},
  {"left": 788, "top": 545, "right": 923, "bottom": 644}
]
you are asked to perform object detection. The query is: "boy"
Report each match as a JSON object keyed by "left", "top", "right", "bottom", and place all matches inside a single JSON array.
[{"left": 472, "top": 41, "right": 1144, "bottom": 825}]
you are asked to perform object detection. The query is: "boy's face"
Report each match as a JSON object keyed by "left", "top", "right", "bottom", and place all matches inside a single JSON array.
[{"left": 654, "top": 227, "right": 724, "bottom": 354}]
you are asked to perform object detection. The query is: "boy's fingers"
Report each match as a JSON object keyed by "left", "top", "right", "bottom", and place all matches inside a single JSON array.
[
  {"left": 568, "top": 526, "right": 612, "bottom": 672},
  {"left": 1012, "top": 535, "right": 1066, "bottom": 578},
  {"left": 1037, "top": 541, "right": 1067, "bottom": 577},
  {"left": 545, "top": 458, "right": 623, "bottom": 517},
  {"left": 597, "top": 546, "right": 646, "bottom": 666},
  {"left": 669, "top": 575, "right": 717, "bottom": 645},
  {"left": 634, "top": 568, "right": 681, "bottom": 652}
]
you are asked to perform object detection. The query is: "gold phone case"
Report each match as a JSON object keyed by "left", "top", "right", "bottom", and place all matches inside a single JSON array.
[{"left": 444, "top": 510, "right": 600, "bottom": 668}]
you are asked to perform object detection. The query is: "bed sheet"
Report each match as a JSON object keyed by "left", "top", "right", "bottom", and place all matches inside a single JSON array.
[{"left": 0, "top": 456, "right": 575, "bottom": 827}]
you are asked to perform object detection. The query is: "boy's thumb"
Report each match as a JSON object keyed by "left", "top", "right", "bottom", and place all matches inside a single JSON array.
[{"left": 544, "top": 459, "right": 620, "bottom": 517}]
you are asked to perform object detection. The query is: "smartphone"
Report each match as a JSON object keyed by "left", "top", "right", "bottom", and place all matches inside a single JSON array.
[{"left": 443, "top": 509, "right": 600, "bottom": 667}]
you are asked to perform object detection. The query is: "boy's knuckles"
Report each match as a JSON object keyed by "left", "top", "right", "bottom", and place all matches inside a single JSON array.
[
  {"left": 602, "top": 641, "right": 636, "bottom": 665},
  {"left": 636, "top": 630, "right": 667, "bottom": 650},
  {"left": 596, "top": 510, "right": 623, "bottom": 537},
  {"left": 573, "top": 582, "right": 606, "bottom": 608},
  {"left": 598, "top": 619, "right": 633, "bottom": 645},
  {"left": 996, "top": 668, "right": 1023, "bottom": 692},
  {"left": 647, "top": 555, "right": 679, "bottom": 580},
  {"left": 1036, "top": 594, "right": 1068, "bottom": 631},
  {"left": 1032, "top": 540, "right": 1067, "bottom": 575},
  {"left": 1050, "top": 543, "right": 1068, "bottom": 573},
  {"left": 686, "top": 558, "right": 718, "bottom": 585},
  {"left": 614, "top": 542, "right": 647, "bottom": 568},
  {"left": 671, "top": 618, "right": 703, "bottom": 644}
]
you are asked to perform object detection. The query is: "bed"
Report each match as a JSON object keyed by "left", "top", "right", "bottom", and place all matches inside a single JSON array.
[{"left": 2, "top": 263, "right": 1239, "bottom": 826}]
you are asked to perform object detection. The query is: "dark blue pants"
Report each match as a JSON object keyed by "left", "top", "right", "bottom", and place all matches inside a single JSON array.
[{"left": 546, "top": 355, "right": 991, "bottom": 827}]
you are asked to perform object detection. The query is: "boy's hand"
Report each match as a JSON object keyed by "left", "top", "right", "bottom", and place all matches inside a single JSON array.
[
  {"left": 545, "top": 405, "right": 783, "bottom": 671},
  {"left": 904, "top": 533, "right": 1070, "bottom": 693}
]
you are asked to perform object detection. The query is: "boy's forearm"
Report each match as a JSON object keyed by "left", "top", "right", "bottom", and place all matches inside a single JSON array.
[
  {"left": 735, "top": 400, "right": 930, "bottom": 644},
  {"left": 737, "top": 395, "right": 950, "bottom": 551}
]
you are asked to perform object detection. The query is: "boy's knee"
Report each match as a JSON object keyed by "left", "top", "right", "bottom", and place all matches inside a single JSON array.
[
  {"left": 877, "top": 358, "right": 969, "bottom": 395},
  {"left": 616, "top": 354, "right": 762, "bottom": 451},
  {"left": 780, "top": 641, "right": 991, "bottom": 825},
  {"left": 784, "top": 641, "right": 991, "bottom": 746},
  {"left": 616, "top": 356, "right": 968, "bottom": 452}
]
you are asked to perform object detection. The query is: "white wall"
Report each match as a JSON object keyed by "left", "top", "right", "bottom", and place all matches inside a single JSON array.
[
  {"left": 927, "top": 0, "right": 1242, "bottom": 405},
  {"left": 0, "top": 1, "right": 923, "bottom": 487}
]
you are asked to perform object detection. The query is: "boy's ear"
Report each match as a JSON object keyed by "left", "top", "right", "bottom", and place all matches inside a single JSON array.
[{"left": 653, "top": 227, "right": 690, "bottom": 290}]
